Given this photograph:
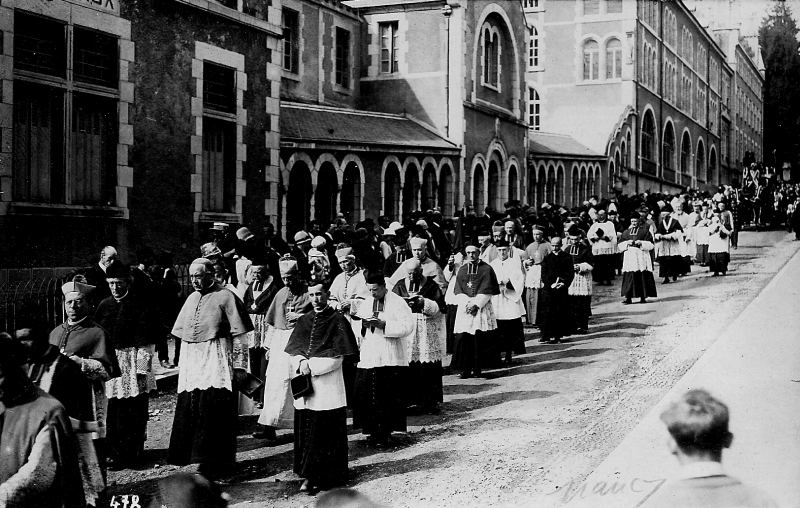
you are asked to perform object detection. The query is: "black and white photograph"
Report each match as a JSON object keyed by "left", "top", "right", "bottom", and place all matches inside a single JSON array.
[{"left": 1, "top": 0, "right": 799, "bottom": 506}]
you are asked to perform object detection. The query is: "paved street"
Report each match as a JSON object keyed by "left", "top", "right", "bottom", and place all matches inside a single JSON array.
[{"left": 108, "top": 230, "right": 800, "bottom": 508}]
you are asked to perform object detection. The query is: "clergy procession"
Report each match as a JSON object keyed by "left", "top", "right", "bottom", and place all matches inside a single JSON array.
[{"left": 0, "top": 184, "right": 770, "bottom": 506}]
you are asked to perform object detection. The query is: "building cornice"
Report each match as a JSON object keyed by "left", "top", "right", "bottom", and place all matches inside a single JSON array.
[{"left": 173, "top": 0, "right": 282, "bottom": 36}]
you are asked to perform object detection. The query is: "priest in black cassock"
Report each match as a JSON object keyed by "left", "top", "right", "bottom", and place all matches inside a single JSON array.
[
  {"left": 450, "top": 243, "right": 500, "bottom": 378},
  {"left": 539, "top": 237, "right": 575, "bottom": 344},
  {"left": 565, "top": 226, "right": 594, "bottom": 335},
  {"left": 285, "top": 282, "right": 359, "bottom": 494}
]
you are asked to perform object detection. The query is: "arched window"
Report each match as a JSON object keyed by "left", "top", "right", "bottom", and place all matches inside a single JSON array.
[
  {"left": 422, "top": 164, "right": 437, "bottom": 211},
  {"left": 529, "top": 26, "right": 539, "bottom": 69},
  {"left": 680, "top": 131, "right": 691, "bottom": 179},
  {"left": 583, "top": 40, "right": 599, "bottom": 81},
  {"left": 528, "top": 88, "right": 540, "bottom": 131},
  {"left": 662, "top": 122, "right": 675, "bottom": 178},
  {"left": 508, "top": 164, "right": 518, "bottom": 202},
  {"left": 383, "top": 162, "right": 401, "bottom": 220},
  {"left": 696, "top": 141, "right": 706, "bottom": 182},
  {"left": 546, "top": 166, "right": 556, "bottom": 204},
  {"left": 571, "top": 167, "right": 579, "bottom": 206},
  {"left": 341, "top": 162, "right": 361, "bottom": 224},
  {"left": 315, "top": 162, "right": 338, "bottom": 226},
  {"left": 482, "top": 26, "right": 500, "bottom": 88},
  {"left": 473, "top": 164, "right": 485, "bottom": 213},
  {"left": 556, "top": 167, "right": 564, "bottom": 204},
  {"left": 605, "top": 38, "right": 622, "bottom": 79},
  {"left": 438, "top": 164, "right": 454, "bottom": 216},
  {"left": 488, "top": 159, "right": 500, "bottom": 210},
  {"left": 403, "top": 164, "right": 419, "bottom": 215},
  {"left": 708, "top": 147, "right": 717, "bottom": 185},
  {"left": 641, "top": 110, "right": 656, "bottom": 164}
]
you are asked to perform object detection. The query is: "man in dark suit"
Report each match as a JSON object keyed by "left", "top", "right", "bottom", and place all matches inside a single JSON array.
[
  {"left": 539, "top": 237, "right": 575, "bottom": 344},
  {"left": 84, "top": 245, "right": 118, "bottom": 304}
]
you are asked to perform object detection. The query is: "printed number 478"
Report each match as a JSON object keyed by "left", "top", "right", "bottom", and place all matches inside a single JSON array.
[{"left": 109, "top": 495, "right": 141, "bottom": 508}]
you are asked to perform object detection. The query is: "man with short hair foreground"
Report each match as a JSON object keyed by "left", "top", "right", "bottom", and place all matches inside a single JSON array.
[{"left": 645, "top": 389, "right": 777, "bottom": 508}]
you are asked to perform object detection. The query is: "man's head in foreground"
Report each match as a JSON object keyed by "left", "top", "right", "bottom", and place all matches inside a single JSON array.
[{"left": 660, "top": 389, "right": 733, "bottom": 464}]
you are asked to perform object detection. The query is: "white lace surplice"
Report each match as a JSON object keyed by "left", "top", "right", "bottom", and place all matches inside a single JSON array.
[{"left": 105, "top": 345, "right": 156, "bottom": 399}]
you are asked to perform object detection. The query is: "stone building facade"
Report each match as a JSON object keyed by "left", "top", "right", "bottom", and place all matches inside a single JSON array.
[
  {"left": 0, "top": 0, "right": 282, "bottom": 266},
  {"left": 524, "top": 0, "right": 763, "bottom": 198}
]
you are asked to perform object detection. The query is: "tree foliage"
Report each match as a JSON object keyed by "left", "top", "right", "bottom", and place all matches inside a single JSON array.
[{"left": 759, "top": 0, "right": 800, "bottom": 171}]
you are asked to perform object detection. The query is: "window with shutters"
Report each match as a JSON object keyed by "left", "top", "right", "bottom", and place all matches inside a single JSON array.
[
  {"left": 12, "top": 11, "right": 119, "bottom": 206},
  {"left": 379, "top": 22, "right": 399, "bottom": 74}
]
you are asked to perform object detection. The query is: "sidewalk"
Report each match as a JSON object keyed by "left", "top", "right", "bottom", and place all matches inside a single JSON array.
[{"left": 557, "top": 245, "right": 800, "bottom": 508}]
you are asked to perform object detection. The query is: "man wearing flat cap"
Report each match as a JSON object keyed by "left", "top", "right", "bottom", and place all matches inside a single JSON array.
[
  {"left": 94, "top": 261, "right": 159, "bottom": 469},
  {"left": 50, "top": 278, "right": 120, "bottom": 472},
  {"left": 168, "top": 258, "right": 253, "bottom": 479},
  {"left": 352, "top": 270, "right": 414, "bottom": 448}
]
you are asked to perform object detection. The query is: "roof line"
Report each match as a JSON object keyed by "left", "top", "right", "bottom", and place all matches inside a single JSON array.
[{"left": 281, "top": 101, "right": 409, "bottom": 120}]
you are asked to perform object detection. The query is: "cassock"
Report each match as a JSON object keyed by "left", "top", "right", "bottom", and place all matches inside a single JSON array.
[
  {"left": 243, "top": 275, "right": 282, "bottom": 404},
  {"left": 539, "top": 251, "right": 575, "bottom": 341},
  {"left": 168, "top": 283, "right": 253, "bottom": 473},
  {"left": 392, "top": 274, "right": 446, "bottom": 410},
  {"left": 618, "top": 225, "right": 658, "bottom": 300},
  {"left": 443, "top": 253, "right": 464, "bottom": 355},
  {"left": 489, "top": 256, "right": 526, "bottom": 358},
  {"left": 95, "top": 290, "right": 159, "bottom": 468},
  {"left": 655, "top": 216, "right": 685, "bottom": 280},
  {"left": 49, "top": 318, "right": 119, "bottom": 441},
  {"left": 566, "top": 240, "right": 594, "bottom": 333},
  {"left": 707, "top": 218, "right": 732, "bottom": 275},
  {"left": 524, "top": 239, "right": 552, "bottom": 326},
  {"left": 352, "top": 291, "right": 414, "bottom": 440},
  {"left": 450, "top": 260, "right": 500, "bottom": 376},
  {"left": 258, "top": 286, "right": 312, "bottom": 429},
  {"left": 587, "top": 221, "right": 618, "bottom": 283},
  {"left": 285, "top": 306, "right": 359, "bottom": 490}
]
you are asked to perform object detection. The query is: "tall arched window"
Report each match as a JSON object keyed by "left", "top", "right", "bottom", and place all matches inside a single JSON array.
[
  {"left": 529, "top": 26, "right": 539, "bottom": 69},
  {"left": 696, "top": 140, "right": 706, "bottom": 182},
  {"left": 528, "top": 87, "right": 540, "bottom": 131},
  {"left": 662, "top": 122, "right": 676, "bottom": 178},
  {"left": 473, "top": 164, "right": 485, "bottom": 213},
  {"left": 605, "top": 38, "right": 622, "bottom": 79},
  {"left": 583, "top": 40, "right": 599, "bottom": 81},
  {"left": 482, "top": 26, "right": 500, "bottom": 88},
  {"left": 641, "top": 110, "right": 656, "bottom": 165},
  {"left": 680, "top": 131, "right": 692, "bottom": 179}
]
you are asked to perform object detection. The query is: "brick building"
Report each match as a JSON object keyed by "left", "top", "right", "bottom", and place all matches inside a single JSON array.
[{"left": 0, "top": 0, "right": 282, "bottom": 266}]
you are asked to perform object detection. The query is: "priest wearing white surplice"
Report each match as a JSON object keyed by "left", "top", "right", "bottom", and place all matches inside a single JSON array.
[{"left": 489, "top": 239, "right": 526, "bottom": 365}]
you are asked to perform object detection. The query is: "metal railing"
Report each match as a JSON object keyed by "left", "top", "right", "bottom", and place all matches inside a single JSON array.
[{"left": 0, "top": 263, "right": 194, "bottom": 334}]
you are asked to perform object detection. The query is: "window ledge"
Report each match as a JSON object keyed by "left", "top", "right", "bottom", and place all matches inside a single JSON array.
[
  {"left": 7, "top": 202, "right": 126, "bottom": 219},
  {"left": 173, "top": 0, "right": 282, "bottom": 36},
  {"left": 482, "top": 82, "right": 500, "bottom": 93},
  {"left": 199, "top": 211, "right": 241, "bottom": 224},
  {"left": 283, "top": 72, "right": 302, "bottom": 83}
]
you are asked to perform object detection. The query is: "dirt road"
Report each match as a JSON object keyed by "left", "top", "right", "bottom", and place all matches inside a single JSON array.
[{"left": 108, "top": 230, "right": 798, "bottom": 508}]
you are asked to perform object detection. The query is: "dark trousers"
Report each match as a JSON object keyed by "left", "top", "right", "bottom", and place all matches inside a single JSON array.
[
  {"left": 248, "top": 347, "right": 267, "bottom": 403},
  {"left": 107, "top": 394, "right": 149, "bottom": 466}
]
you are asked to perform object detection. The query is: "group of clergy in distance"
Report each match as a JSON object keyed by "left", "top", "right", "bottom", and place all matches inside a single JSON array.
[{"left": 0, "top": 188, "right": 741, "bottom": 504}]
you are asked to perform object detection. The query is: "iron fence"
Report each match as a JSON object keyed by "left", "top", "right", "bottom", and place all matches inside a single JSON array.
[{"left": 0, "top": 263, "right": 193, "bottom": 334}]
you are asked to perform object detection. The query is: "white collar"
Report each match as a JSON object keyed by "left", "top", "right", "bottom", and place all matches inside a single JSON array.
[
  {"left": 679, "top": 461, "right": 725, "bottom": 480},
  {"left": 99, "top": 262, "right": 107, "bottom": 273},
  {"left": 67, "top": 315, "right": 89, "bottom": 326}
]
